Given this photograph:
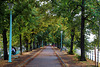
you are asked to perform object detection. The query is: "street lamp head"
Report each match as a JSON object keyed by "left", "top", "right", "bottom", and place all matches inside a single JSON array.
[
  {"left": 60, "top": 31, "right": 63, "bottom": 33},
  {"left": 7, "top": 3, "right": 14, "bottom": 9}
]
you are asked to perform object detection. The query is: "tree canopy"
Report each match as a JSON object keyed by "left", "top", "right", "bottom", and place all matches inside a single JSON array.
[{"left": 0, "top": 0, "right": 100, "bottom": 61}]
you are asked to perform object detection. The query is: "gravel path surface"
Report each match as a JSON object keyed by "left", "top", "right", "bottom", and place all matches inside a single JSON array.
[{"left": 25, "top": 46, "right": 61, "bottom": 67}]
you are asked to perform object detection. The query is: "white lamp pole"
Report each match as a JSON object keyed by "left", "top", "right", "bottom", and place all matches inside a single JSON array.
[{"left": 60, "top": 31, "right": 63, "bottom": 51}]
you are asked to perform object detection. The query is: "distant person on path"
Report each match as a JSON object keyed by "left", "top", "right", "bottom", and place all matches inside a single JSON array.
[{"left": 12, "top": 46, "right": 16, "bottom": 55}]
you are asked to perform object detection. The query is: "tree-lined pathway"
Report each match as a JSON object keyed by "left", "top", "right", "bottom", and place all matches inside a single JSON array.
[{"left": 25, "top": 46, "right": 62, "bottom": 67}]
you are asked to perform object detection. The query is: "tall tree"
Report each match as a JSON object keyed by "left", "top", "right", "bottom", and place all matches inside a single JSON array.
[
  {"left": 0, "top": 1, "right": 9, "bottom": 60},
  {"left": 80, "top": 0, "right": 86, "bottom": 61},
  {"left": 2, "top": 29, "right": 8, "bottom": 60}
]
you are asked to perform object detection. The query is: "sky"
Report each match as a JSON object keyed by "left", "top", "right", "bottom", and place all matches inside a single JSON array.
[{"left": 87, "top": 33, "right": 96, "bottom": 42}]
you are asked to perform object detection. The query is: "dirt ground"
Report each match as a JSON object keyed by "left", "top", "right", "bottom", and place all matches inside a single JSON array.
[
  {"left": 54, "top": 47, "right": 97, "bottom": 67},
  {"left": 0, "top": 48, "right": 42, "bottom": 67},
  {"left": 0, "top": 46, "right": 99, "bottom": 67}
]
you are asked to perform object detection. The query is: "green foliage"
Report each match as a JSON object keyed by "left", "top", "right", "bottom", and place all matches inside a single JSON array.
[
  {"left": 75, "top": 54, "right": 81, "bottom": 60},
  {"left": 0, "top": 34, "right": 3, "bottom": 48},
  {"left": 0, "top": 0, "right": 99, "bottom": 60}
]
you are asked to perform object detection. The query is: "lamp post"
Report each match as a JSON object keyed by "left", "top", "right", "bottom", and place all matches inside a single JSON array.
[
  {"left": 8, "top": 3, "right": 14, "bottom": 62},
  {"left": 60, "top": 31, "right": 63, "bottom": 51}
]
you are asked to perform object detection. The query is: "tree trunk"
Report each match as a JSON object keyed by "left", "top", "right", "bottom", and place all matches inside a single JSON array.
[
  {"left": 30, "top": 44, "right": 32, "bottom": 51},
  {"left": 55, "top": 43, "right": 57, "bottom": 47},
  {"left": 52, "top": 43, "right": 54, "bottom": 46},
  {"left": 19, "top": 27, "right": 22, "bottom": 55},
  {"left": 70, "top": 29, "right": 75, "bottom": 54},
  {"left": 29, "top": 40, "right": 32, "bottom": 51},
  {"left": 33, "top": 41, "right": 35, "bottom": 49},
  {"left": 59, "top": 43, "right": 61, "bottom": 49},
  {"left": 39, "top": 41, "right": 41, "bottom": 48},
  {"left": 45, "top": 42, "right": 47, "bottom": 46},
  {"left": 25, "top": 39, "right": 28, "bottom": 52},
  {"left": 20, "top": 34, "right": 22, "bottom": 55},
  {"left": 36, "top": 42, "right": 38, "bottom": 48},
  {"left": 80, "top": 0, "right": 86, "bottom": 61},
  {"left": 57, "top": 43, "right": 59, "bottom": 48},
  {"left": 2, "top": 29, "right": 8, "bottom": 60}
]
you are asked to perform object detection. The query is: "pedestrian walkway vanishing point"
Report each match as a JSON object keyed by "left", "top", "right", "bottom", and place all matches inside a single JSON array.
[{"left": 25, "top": 46, "right": 62, "bottom": 67}]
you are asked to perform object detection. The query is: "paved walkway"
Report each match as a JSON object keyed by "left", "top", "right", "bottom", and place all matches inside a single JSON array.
[{"left": 25, "top": 46, "right": 62, "bottom": 67}]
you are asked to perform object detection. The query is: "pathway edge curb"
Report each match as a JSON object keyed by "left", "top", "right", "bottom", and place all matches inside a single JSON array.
[
  {"left": 52, "top": 47, "right": 69, "bottom": 67},
  {"left": 17, "top": 49, "right": 43, "bottom": 67}
]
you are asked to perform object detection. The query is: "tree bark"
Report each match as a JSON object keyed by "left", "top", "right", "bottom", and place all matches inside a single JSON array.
[
  {"left": 36, "top": 42, "right": 38, "bottom": 48},
  {"left": 30, "top": 44, "right": 32, "bottom": 51},
  {"left": 52, "top": 43, "right": 54, "bottom": 46},
  {"left": 29, "top": 40, "right": 32, "bottom": 51},
  {"left": 45, "top": 42, "right": 47, "bottom": 46},
  {"left": 57, "top": 43, "right": 59, "bottom": 48},
  {"left": 33, "top": 41, "right": 35, "bottom": 49},
  {"left": 80, "top": 0, "right": 86, "bottom": 61},
  {"left": 2, "top": 29, "right": 8, "bottom": 60},
  {"left": 59, "top": 42, "right": 60, "bottom": 48},
  {"left": 20, "top": 34, "right": 22, "bottom": 55},
  {"left": 39, "top": 41, "right": 41, "bottom": 48},
  {"left": 25, "top": 39, "right": 28, "bottom": 52},
  {"left": 19, "top": 27, "right": 22, "bottom": 55},
  {"left": 70, "top": 29, "right": 75, "bottom": 54}
]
